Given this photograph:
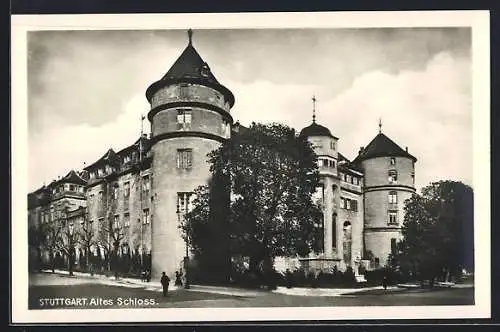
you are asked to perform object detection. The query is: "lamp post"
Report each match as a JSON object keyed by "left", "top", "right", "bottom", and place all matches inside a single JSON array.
[{"left": 68, "top": 222, "right": 75, "bottom": 276}]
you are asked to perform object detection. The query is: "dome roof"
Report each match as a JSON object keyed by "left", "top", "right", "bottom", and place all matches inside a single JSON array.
[{"left": 299, "top": 122, "right": 337, "bottom": 139}]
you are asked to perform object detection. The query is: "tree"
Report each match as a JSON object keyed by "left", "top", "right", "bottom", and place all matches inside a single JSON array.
[
  {"left": 28, "top": 223, "right": 46, "bottom": 272},
  {"left": 183, "top": 122, "right": 322, "bottom": 283},
  {"left": 41, "top": 221, "right": 64, "bottom": 273},
  {"left": 57, "top": 226, "right": 79, "bottom": 276},
  {"left": 393, "top": 180, "right": 474, "bottom": 286},
  {"left": 98, "top": 214, "right": 126, "bottom": 279},
  {"left": 79, "top": 217, "right": 96, "bottom": 275}
]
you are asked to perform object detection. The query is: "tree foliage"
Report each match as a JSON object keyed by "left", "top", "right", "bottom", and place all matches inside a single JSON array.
[
  {"left": 183, "top": 122, "right": 322, "bottom": 280},
  {"left": 391, "top": 180, "right": 474, "bottom": 285}
]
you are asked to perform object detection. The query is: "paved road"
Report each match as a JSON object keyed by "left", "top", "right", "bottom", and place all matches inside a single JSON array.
[{"left": 28, "top": 273, "right": 474, "bottom": 309}]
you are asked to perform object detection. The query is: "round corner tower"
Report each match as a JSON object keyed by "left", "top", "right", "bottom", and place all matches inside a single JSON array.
[
  {"left": 355, "top": 127, "right": 417, "bottom": 268},
  {"left": 145, "top": 30, "right": 234, "bottom": 280},
  {"left": 298, "top": 99, "right": 341, "bottom": 270}
]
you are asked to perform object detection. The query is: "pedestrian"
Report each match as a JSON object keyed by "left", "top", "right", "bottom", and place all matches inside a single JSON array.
[
  {"left": 146, "top": 269, "right": 151, "bottom": 283},
  {"left": 161, "top": 271, "right": 170, "bottom": 297},
  {"left": 175, "top": 270, "right": 183, "bottom": 287},
  {"left": 285, "top": 269, "right": 293, "bottom": 289},
  {"left": 382, "top": 276, "right": 388, "bottom": 290}
]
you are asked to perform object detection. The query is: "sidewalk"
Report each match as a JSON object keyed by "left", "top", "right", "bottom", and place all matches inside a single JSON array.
[{"left": 272, "top": 285, "right": 394, "bottom": 297}]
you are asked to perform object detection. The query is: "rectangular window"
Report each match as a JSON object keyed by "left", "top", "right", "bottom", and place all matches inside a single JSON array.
[
  {"left": 176, "top": 149, "right": 193, "bottom": 169},
  {"left": 322, "top": 159, "right": 328, "bottom": 167},
  {"left": 351, "top": 200, "right": 358, "bottom": 212},
  {"left": 142, "top": 176, "right": 150, "bottom": 194},
  {"left": 388, "top": 170, "right": 398, "bottom": 183},
  {"left": 143, "top": 209, "right": 150, "bottom": 224},
  {"left": 330, "top": 141, "right": 335, "bottom": 150},
  {"left": 124, "top": 182, "right": 130, "bottom": 197},
  {"left": 391, "top": 238, "right": 397, "bottom": 255},
  {"left": 177, "top": 192, "right": 194, "bottom": 215},
  {"left": 124, "top": 213, "right": 130, "bottom": 227},
  {"left": 388, "top": 211, "right": 397, "bottom": 225},
  {"left": 340, "top": 197, "right": 346, "bottom": 209},
  {"left": 388, "top": 191, "right": 398, "bottom": 204},
  {"left": 69, "top": 184, "right": 75, "bottom": 191},
  {"left": 113, "top": 215, "right": 120, "bottom": 229},
  {"left": 112, "top": 185, "right": 119, "bottom": 200},
  {"left": 177, "top": 109, "right": 192, "bottom": 130},
  {"left": 346, "top": 199, "right": 351, "bottom": 210},
  {"left": 390, "top": 157, "right": 396, "bottom": 165}
]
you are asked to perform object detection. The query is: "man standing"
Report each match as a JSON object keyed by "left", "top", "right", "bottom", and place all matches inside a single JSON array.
[{"left": 161, "top": 272, "right": 170, "bottom": 297}]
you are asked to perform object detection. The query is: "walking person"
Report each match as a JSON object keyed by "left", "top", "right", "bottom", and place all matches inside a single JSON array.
[
  {"left": 161, "top": 272, "right": 170, "bottom": 297},
  {"left": 382, "top": 275, "right": 388, "bottom": 290},
  {"left": 175, "top": 270, "right": 183, "bottom": 287}
]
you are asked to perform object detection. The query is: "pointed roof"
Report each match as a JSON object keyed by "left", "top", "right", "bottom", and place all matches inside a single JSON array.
[
  {"left": 116, "top": 135, "right": 150, "bottom": 156},
  {"left": 146, "top": 29, "right": 235, "bottom": 107},
  {"left": 353, "top": 133, "right": 417, "bottom": 164},
  {"left": 84, "top": 148, "right": 120, "bottom": 171},
  {"left": 50, "top": 170, "right": 88, "bottom": 187},
  {"left": 161, "top": 44, "right": 220, "bottom": 84}
]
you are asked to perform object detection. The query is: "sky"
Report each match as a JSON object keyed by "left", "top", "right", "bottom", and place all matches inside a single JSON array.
[{"left": 27, "top": 27, "right": 472, "bottom": 192}]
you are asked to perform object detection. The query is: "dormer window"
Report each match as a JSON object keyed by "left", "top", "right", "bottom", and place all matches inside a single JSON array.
[
  {"left": 69, "top": 184, "right": 75, "bottom": 192},
  {"left": 200, "top": 63, "right": 210, "bottom": 77},
  {"left": 123, "top": 155, "right": 131, "bottom": 164}
]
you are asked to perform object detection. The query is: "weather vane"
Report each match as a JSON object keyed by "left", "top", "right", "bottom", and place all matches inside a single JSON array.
[
  {"left": 312, "top": 95, "right": 317, "bottom": 123},
  {"left": 379, "top": 118, "right": 382, "bottom": 133}
]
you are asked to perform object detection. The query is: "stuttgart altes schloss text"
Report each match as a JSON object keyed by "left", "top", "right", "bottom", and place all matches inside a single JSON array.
[{"left": 38, "top": 297, "right": 158, "bottom": 307}]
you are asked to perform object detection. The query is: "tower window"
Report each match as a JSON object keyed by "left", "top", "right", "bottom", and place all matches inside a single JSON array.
[
  {"left": 330, "top": 141, "right": 336, "bottom": 150},
  {"left": 177, "top": 109, "right": 192, "bottom": 130},
  {"left": 390, "top": 157, "right": 396, "bottom": 165},
  {"left": 388, "top": 170, "right": 398, "bottom": 184},
  {"left": 177, "top": 192, "right": 194, "bottom": 216},
  {"left": 388, "top": 211, "right": 397, "bottom": 225},
  {"left": 388, "top": 191, "right": 398, "bottom": 204},
  {"left": 177, "top": 149, "right": 193, "bottom": 169}
]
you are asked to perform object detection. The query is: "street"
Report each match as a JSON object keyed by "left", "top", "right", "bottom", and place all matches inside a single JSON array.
[{"left": 28, "top": 273, "right": 474, "bottom": 309}]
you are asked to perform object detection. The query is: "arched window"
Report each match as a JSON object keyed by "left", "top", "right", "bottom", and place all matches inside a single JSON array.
[{"left": 343, "top": 221, "right": 352, "bottom": 264}]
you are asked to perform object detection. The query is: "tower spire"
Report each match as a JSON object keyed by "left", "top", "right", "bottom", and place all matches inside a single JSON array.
[
  {"left": 312, "top": 95, "right": 317, "bottom": 123},
  {"left": 379, "top": 117, "right": 382, "bottom": 133},
  {"left": 187, "top": 29, "right": 193, "bottom": 45}
]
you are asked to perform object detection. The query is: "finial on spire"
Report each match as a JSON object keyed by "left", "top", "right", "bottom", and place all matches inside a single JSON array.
[
  {"left": 379, "top": 117, "right": 382, "bottom": 133},
  {"left": 188, "top": 29, "right": 193, "bottom": 45},
  {"left": 312, "top": 95, "right": 317, "bottom": 123}
]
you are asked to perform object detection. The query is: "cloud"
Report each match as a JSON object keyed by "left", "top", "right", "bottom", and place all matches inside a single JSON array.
[
  {"left": 28, "top": 93, "right": 149, "bottom": 190},
  {"left": 226, "top": 51, "right": 472, "bottom": 192},
  {"left": 27, "top": 29, "right": 472, "bottom": 192}
]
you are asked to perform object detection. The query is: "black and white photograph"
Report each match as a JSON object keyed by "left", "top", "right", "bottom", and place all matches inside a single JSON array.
[{"left": 11, "top": 11, "right": 490, "bottom": 323}]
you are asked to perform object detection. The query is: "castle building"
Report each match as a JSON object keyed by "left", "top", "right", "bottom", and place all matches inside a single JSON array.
[{"left": 27, "top": 30, "right": 417, "bottom": 279}]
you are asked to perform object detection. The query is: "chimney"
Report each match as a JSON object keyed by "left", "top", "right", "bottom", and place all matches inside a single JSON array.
[
  {"left": 405, "top": 146, "right": 408, "bottom": 152},
  {"left": 358, "top": 146, "right": 364, "bottom": 155},
  {"left": 233, "top": 121, "right": 240, "bottom": 133}
]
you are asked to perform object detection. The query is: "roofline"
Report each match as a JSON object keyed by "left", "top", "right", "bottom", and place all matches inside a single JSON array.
[{"left": 354, "top": 152, "right": 417, "bottom": 163}]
